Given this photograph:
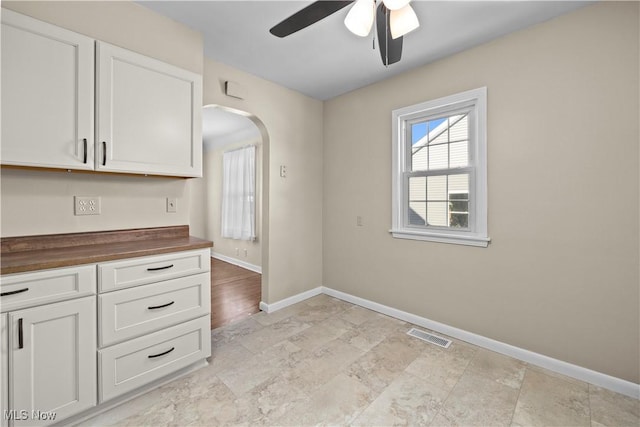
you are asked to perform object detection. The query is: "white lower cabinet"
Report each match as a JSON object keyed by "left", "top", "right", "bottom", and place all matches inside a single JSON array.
[
  {"left": 99, "top": 273, "right": 210, "bottom": 347},
  {"left": 0, "top": 248, "right": 211, "bottom": 425},
  {"left": 99, "top": 316, "right": 210, "bottom": 402},
  {"left": 96, "top": 249, "right": 211, "bottom": 404},
  {"left": 98, "top": 249, "right": 210, "bottom": 292},
  {"left": 1, "top": 314, "right": 8, "bottom": 427},
  {"left": 8, "top": 297, "right": 97, "bottom": 427},
  {"left": 0, "top": 265, "right": 97, "bottom": 427},
  {"left": 0, "top": 264, "right": 97, "bottom": 313}
]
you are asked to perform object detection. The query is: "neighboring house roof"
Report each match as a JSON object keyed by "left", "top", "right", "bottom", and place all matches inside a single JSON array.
[{"left": 412, "top": 114, "right": 467, "bottom": 153}]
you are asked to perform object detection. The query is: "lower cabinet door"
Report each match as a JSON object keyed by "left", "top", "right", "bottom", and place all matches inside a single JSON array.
[
  {"left": 1, "top": 314, "right": 7, "bottom": 427},
  {"left": 9, "top": 297, "right": 97, "bottom": 427},
  {"left": 98, "top": 315, "right": 210, "bottom": 403}
]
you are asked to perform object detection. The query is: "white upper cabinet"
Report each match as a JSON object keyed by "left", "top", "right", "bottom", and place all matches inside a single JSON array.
[
  {"left": 1, "top": 10, "right": 203, "bottom": 178},
  {"left": 1, "top": 9, "right": 95, "bottom": 170},
  {"left": 96, "top": 42, "right": 203, "bottom": 177}
]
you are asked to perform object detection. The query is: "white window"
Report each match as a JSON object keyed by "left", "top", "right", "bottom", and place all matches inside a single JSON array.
[
  {"left": 221, "top": 145, "right": 256, "bottom": 241},
  {"left": 391, "top": 87, "right": 489, "bottom": 247}
]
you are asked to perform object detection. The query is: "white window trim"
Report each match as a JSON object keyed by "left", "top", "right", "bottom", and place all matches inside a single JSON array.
[{"left": 390, "top": 87, "right": 490, "bottom": 247}]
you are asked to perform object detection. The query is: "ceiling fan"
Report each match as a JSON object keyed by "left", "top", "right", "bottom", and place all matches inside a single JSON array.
[{"left": 269, "top": 0, "right": 420, "bottom": 66}]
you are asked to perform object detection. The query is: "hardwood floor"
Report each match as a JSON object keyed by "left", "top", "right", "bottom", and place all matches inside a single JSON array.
[{"left": 210, "top": 258, "right": 261, "bottom": 329}]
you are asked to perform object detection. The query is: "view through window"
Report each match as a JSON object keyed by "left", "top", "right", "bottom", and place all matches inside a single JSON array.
[
  {"left": 391, "top": 87, "right": 489, "bottom": 247},
  {"left": 409, "top": 113, "right": 470, "bottom": 229}
]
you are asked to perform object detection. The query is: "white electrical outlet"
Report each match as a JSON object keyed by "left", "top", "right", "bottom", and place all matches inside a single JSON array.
[
  {"left": 166, "top": 197, "right": 177, "bottom": 213},
  {"left": 74, "top": 196, "right": 101, "bottom": 216}
]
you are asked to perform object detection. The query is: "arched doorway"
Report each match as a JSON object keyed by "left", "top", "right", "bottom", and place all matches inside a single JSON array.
[{"left": 196, "top": 104, "right": 269, "bottom": 328}]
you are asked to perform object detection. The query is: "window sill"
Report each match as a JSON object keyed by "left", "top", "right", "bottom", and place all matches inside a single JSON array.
[{"left": 390, "top": 229, "right": 490, "bottom": 247}]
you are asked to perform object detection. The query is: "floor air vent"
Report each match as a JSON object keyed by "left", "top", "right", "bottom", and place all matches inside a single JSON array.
[{"left": 407, "top": 328, "right": 452, "bottom": 348}]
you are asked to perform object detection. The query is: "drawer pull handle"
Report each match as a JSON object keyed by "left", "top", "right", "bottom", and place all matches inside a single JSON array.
[
  {"left": 102, "top": 141, "right": 107, "bottom": 166},
  {"left": 1, "top": 288, "right": 29, "bottom": 297},
  {"left": 148, "top": 301, "right": 175, "bottom": 310},
  {"left": 148, "top": 347, "right": 175, "bottom": 359},
  {"left": 83, "top": 138, "right": 88, "bottom": 164},
  {"left": 18, "top": 318, "right": 24, "bottom": 349},
  {"left": 147, "top": 264, "right": 174, "bottom": 272}
]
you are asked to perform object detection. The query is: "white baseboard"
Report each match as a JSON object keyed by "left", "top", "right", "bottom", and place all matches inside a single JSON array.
[
  {"left": 321, "top": 286, "right": 639, "bottom": 400},
  {"left": 257, "top": 284, "right": 639, "bottom": 399},
  {"left": 211, "top": 252, "right": 261, "bottom": 274},
  {"left": 259, "top": 286, "right": 322, "bottom": 313}
]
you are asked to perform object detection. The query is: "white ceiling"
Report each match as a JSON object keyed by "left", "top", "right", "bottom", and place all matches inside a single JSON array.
[
  {"left": 202, "top": 106, "right": 261, "bottom": 150},
  {"left": 138, "top": 0, "right": 591, "bottom": 101}
]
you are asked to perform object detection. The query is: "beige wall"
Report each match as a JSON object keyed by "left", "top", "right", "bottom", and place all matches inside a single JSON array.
[
  {"left": 193, "top": 59, "right": 324, "bottom": 303},
  {"left": 323, "top": 1, "right": 639, "bottom": 383},
  {"left": 0, "top": 1, "right": 203, "bottom": 237},
  {"left": 203, "top": 137, "right": 263, "bottom": 269}
]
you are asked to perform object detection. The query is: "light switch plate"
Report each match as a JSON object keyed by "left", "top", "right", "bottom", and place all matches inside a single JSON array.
[
  {"left": 75, "top": 196, "right": 101, "bottom": 215},
  {"left": 167, "top": 197, "right": 177, "bottom": 213}
]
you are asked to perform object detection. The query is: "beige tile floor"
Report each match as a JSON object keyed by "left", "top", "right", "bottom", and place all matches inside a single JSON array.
[{"left": 81, "top": 295, "right": 639, "bottom": 427}]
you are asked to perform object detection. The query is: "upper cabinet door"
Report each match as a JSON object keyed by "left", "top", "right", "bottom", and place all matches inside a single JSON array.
[
  {"left": 1, "top": 9, "right": 94, "bottom": 170},
  {"left": 96, "top": 42, "right": 203, "bottom": 178}
]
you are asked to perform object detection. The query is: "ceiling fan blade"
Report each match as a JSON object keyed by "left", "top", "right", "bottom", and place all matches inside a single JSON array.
[
  {"left": 376, "top": 3, "right": 403, "bottom": 65},
  {"left": 270, "top": 1, "right": 354, "bottom": 38}
]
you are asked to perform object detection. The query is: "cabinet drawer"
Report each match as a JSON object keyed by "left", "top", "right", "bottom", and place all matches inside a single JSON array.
[
  {"left": 98, "top": 249, "right": 210, "bottom": 292},
  {"left": 99, "top": 273, "right": 210, "bottom": 347},
  {"left": 0, "top": 265, "right": 96, "bottom": 312},
  {"left": 98, "top": 315, "right": 210, "bottom": 402}
]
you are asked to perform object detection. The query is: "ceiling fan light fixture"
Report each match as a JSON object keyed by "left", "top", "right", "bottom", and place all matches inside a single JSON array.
[
  {"left": 344, "top": 0, "right": 375, "bottom": 37},
  {"left": 382, "top": 0, "right": 411, "bottom": 11},
  {"left": 390, "top": 4, "right": 419, "bottom": 39}
]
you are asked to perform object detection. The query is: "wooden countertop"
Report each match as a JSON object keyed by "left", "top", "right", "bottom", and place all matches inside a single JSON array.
[{"left": 1, "top": 225, "right": 213, "bottom": 275}]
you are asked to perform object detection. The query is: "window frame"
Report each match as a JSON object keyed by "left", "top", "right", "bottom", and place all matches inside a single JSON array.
[{"left": 391, "top": 87, "right": 490, "bottom": 247}]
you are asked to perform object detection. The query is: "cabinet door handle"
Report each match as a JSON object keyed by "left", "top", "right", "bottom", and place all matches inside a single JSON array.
[
  {"left": 83, "top": 138, "right": 88, "bottom": 164},
  {"left": 102, "top": 141, "right": 107, "bottom": 166},
  {"left": 18, "top": 318, "right": 23, "bottom": 349},
  {"left": 147, "top": 301, "right": 175, "bottom": 310},
  {"left": 148, "top": 347, "right": 174, "bottom": 359},
  {"left": 146, "top": 264, "right": 174, "bottom": 272},
  {"left": 0, "top": 288, "right": 29, "bottom": 297}
]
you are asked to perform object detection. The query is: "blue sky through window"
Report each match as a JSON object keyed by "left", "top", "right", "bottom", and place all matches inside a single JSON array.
[
  {"left": 412, "top": 123, "right": 427, "bottom": 144},
  {"left": 412, "top": 118, "right": 447, "bottom": 145}
]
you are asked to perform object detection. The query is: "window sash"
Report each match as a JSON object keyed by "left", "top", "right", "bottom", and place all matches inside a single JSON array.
[
  {"left": 406, "top": 109, "right": 473, "bottom": 174},
  {"left": 403, "top": 168, "right": 475, "bottom": 232},
  {"left": 403, "top": 107, "right": 477, "bottom": 234},
  {"left": 391, "top": 87, "right": 489, "bottom": 247}
]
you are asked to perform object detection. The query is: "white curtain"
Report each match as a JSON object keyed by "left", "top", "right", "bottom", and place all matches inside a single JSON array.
[{"left": 221, "top": 145, "right": 256, "bottom": 240}]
